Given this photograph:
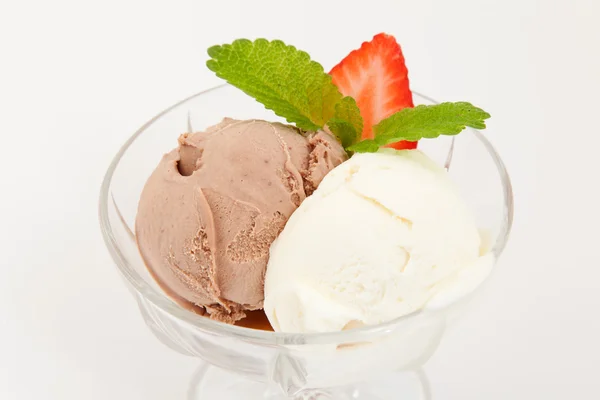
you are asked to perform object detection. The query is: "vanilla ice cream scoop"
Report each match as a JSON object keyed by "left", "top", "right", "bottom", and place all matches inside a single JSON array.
[{"left": 264, "top": 149, "right": 493, "bottom": 333}]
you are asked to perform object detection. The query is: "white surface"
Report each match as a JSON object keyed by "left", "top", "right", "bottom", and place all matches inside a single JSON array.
[
  {"left": 265, "top": 151, "right": 490, "bottom": 333},
  {"left": 1, "top": 0, "right": 599, "bottom": 399}
]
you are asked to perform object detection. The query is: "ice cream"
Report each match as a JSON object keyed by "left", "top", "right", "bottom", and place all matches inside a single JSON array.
[
  {"left": 136, "top": 118, "right": 347, "bottom": 323},
  {"left": 264, "top": 150, "right": 493, "bottom": 333},
  {"left": 132, "top": 33, "right": 495, "bottom": 331}
]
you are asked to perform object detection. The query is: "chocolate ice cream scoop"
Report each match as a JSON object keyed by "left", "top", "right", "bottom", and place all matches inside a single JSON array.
[{"left": 136, "top": 118, "right": 347, "bottom": 323}]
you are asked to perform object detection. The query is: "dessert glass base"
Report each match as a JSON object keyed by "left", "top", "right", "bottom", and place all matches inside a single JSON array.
[
  {"left": 100, "top": 84, "right": 512, "bottom": 398},
  {"left": 188, "top": 364, "right": 431, "bottom": 399}
]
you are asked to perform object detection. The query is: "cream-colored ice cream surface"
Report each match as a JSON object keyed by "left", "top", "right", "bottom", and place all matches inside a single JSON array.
[
  {"left": 264, "top": 149, "right": 493, "bottom": 333},
  {"left": 136, "top": 118, "right": 347, "bottom": 324}
]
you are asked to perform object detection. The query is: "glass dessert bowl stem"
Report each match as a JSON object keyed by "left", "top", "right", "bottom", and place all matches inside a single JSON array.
[
  {"left": 188, "top": 363, "right": 432, "bottom": 400},
  {"left": 99, "top": 84, "right": 513, "bottom": 399}
]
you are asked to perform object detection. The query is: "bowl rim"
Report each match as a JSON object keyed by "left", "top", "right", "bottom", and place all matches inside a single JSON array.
[{"left": 98, "top": 84, "right": 514, "bottom": 345}]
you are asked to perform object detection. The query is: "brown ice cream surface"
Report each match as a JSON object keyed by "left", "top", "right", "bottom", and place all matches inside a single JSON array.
[{"left": 136, "top": 118, "right": 347, "bottom": 324}]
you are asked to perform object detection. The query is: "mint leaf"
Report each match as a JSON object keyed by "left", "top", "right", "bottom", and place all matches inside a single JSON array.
[
  {"left": 374, "top": 102, "right": 490, "bottom": 143},
  {"left": 327, "top": 96, "right": 363, "bottom": 147},
  {"left": 347, "top": 102, "right": 490, "bottom": 153},
  {"left": 346, "top": 139, "right": 380, "bottom": 153},
  {"left": 328, "top": 119, "right": 357, "bottom": 149},
  {"left": 207, "top": 39, "right": 343, "bottom": 132}
]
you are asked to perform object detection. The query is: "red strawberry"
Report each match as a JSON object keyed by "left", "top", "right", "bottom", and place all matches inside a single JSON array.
[{"left": 330, "top": 33, "right": 417, "bottom": 150}]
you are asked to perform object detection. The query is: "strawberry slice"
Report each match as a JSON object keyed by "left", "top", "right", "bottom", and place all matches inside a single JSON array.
[{"left": 330, "top": 33, "right": 417, "bottom": 150}]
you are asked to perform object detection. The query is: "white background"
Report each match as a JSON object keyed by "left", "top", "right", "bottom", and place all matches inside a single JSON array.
[{"left": 1, "top": 0, "right": 599, "bottom": 399}]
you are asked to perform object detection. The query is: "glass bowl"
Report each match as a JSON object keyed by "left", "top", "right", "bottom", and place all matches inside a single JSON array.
[{"left": 99, "top": 84, "right": 513, "bottom": 399}]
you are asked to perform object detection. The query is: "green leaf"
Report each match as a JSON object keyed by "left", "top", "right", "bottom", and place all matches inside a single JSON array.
[
  {"left": 328, "top": 119, "right": 357, "bottom": 149},
  {"left": 327, "top": 96, "right": 363, "bottom": 147},
  {"left": 346, "top": 139, "right": 380, "bottom": 153},
  {"left": 377, "top": 102, "right": 490, "bottom": 143},
  {"left": 207, "top": 39, "right": 344, "bottom": 131},
  {"left": 348, "top": 102, "right": 490, "bottom": 152}
]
